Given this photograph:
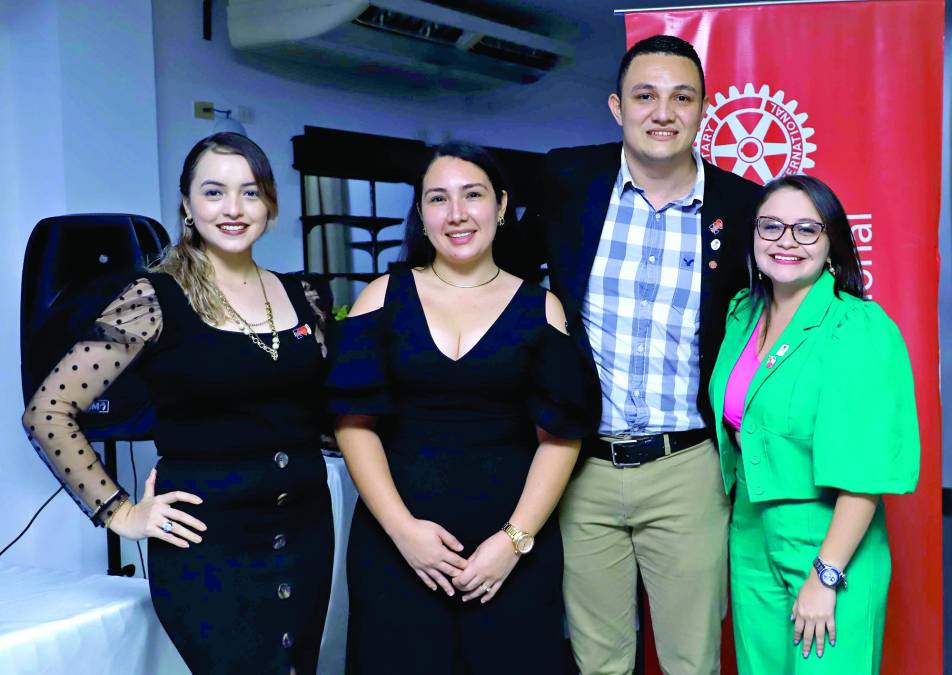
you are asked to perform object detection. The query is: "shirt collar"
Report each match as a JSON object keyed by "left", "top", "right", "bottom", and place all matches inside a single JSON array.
[{"left": 616, "top": 148, "right": 706, "bottom": 210}]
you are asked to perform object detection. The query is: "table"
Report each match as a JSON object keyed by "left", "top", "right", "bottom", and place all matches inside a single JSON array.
[
  {"left": 0, "top": 565, "right": 187, "bottom": 674},
  {"left": 319, "top": 455, "right": 359, "bottom": 675}
]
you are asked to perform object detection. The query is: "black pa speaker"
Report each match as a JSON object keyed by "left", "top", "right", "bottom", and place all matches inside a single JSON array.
[{"left": 20, "top": 214, "right": 170, "bottom": 441}]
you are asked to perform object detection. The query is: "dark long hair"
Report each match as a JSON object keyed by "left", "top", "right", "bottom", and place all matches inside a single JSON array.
[
  {"left": 748, "top": 175, "right": 865, "bottom": 330},
  {"left": 399, "top": 141, "right": 516, "bottom": 269}
]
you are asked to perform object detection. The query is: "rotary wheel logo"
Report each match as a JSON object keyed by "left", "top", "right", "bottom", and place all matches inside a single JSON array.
[{"left": 695, "top": 83, "right": 816, "bottom": 184}]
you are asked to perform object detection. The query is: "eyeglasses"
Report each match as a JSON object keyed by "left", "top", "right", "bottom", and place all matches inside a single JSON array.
[{"left": 755, "top": 216, "right": 827, "bottom": 245}]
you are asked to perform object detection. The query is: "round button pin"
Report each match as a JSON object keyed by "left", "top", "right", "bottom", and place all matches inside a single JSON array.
[{"left": 711, "top": 239, "right": 721, "bottom": 251}]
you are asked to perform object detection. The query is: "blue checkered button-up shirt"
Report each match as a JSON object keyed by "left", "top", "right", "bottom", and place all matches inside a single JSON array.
[{"left": 582, "top": 149, "right": 706, "bottom": 436}]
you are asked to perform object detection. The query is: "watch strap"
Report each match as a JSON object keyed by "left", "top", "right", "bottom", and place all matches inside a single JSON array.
[
  {"left": 502, "top": 522, "right": 527, "bottom": 553},
  {"left": 813, "top": 556, "right": 847, "bottom": 589}
]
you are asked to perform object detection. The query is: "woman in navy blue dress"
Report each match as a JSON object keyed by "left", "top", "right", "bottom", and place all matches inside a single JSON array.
[{"left": 330, "top": 142, "right": 591, "bottom": 673}]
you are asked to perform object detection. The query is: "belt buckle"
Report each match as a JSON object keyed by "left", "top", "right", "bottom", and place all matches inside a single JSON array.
[{"left": 609, "top": 437, "right": 653, "bottom": 468}]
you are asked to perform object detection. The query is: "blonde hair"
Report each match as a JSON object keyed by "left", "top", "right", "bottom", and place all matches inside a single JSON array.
[{"left": 152, "top": 133, "right": 278, "bottom": 325}]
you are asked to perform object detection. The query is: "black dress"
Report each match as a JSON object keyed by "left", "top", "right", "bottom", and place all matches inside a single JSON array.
[
  {"left": 24, "top": 272, "right": 334, "bottom": 675},
  {"left": 328, "top": 268, "right": 590, "bottom": 675}
]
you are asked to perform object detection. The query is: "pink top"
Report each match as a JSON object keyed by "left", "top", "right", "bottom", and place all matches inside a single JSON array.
[{"left": 723, "top": 317, "right": 763, "bottom": 432}]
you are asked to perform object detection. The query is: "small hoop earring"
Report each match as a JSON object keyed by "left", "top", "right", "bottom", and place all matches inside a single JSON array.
[
  {"left": 827, "top": 258, "right": 836, "bottom": 276},
  {"left": 184, "top": 215, "right": 194, "bottom": 227}
]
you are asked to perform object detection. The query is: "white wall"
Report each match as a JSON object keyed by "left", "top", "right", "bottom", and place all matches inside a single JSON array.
[
  {"left": 0, "top": 0, "right": 161, "bottom": 573},
  {"left": 0, "top": 0, "right": 75, "bottom": 573}
]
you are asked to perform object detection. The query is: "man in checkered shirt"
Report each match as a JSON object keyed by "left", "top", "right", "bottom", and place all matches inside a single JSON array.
[{"left": 520, "top": 35, "right": 761, "bottom": 674}]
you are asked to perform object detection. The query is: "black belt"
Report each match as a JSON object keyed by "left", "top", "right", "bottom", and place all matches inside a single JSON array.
[{"left": 582, "top": 428, "right": 711, "bottom": 468}]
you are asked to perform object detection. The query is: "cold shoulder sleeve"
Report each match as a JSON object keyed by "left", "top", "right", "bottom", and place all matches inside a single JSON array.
[
  {"left": 22, "top": 278, "right": 162, "bottom": 525},
  {"left": 528, "top": 324, "right": 596, "bottom": 440},
  {"left": 812, "top": 301, "right": 920, "bottom": 494},
  {"left": 326, "top": 309, "right": 391, "bottom": 416}
]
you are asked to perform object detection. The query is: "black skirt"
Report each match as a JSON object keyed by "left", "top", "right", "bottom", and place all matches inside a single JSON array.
[{"left": 148, "top": 448, "right": 334, "bottom": 674}]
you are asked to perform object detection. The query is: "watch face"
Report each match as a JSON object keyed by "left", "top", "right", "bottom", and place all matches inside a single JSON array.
[
  {"left": 516, "top": 534, "right": 534, "bottom": 554},
  {"left": 820, "top": 568, "right": 839, "bottom": 587}
]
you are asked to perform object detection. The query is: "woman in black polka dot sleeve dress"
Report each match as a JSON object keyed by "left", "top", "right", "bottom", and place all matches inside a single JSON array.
[{"left": 22, "top": 133, "right": 334, "bottom": 674}]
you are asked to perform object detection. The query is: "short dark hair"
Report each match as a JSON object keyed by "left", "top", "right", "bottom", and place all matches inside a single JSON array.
[
  {"left": 748, "top": 174, "right": 866, "bottom": 314},
  {"left": 400, "top": 141, "right": 514, "bottom": 269},
  {"left": 616, "top": 34, "right": 706, "bottom": 100}
]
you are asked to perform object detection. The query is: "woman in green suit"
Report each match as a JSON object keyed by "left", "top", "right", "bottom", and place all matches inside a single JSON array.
[{"left": 709, "top": 175, "right": 919, "bottom": 674}]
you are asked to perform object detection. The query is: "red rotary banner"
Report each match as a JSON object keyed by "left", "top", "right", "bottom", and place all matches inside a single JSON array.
[{"left": 621, "top": 1, "right": 944, "bottom": 673}]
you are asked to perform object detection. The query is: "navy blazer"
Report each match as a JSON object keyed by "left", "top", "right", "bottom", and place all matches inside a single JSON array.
[{"left": 517, "top": 142, "right": 762, "bottom": 432}]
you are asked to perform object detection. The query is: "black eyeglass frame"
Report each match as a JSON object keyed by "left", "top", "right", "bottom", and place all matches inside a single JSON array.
[{"left": 755, "top": 216, "right": 827, "bottom": 245}]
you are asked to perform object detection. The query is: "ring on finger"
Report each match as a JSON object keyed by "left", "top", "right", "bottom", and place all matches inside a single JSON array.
[
  {"left": 481, "top": 583, "right": 492, "bottom": 593},
  {"left": 161, "top": 520, "right": 174, "bottom": 534}
]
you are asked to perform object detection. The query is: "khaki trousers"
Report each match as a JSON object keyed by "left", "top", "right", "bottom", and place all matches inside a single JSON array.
[{"left": 560, "top": 439, "right": 729, "bottom": 675}]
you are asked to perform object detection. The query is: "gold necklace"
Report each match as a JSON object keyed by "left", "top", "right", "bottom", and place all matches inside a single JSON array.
[
  {"left": 214, "top": 265, "right": 280, "bottom": 360},
  {"left": 431, "top": 263, "right": 500, "bottom": 288}
]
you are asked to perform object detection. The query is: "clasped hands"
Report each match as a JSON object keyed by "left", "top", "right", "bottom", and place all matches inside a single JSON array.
[{"left": 391, "top": 518, "right": 519, "bottom": 603}]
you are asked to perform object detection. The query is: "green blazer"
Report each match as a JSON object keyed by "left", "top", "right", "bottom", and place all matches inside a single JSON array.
[{"left": 708, "top": 271, "right": 920, "bottom": 501}]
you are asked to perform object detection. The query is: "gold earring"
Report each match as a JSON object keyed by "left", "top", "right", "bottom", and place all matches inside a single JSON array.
[{"left": 497, "top": 215, "right": 505, "bottom": 227}]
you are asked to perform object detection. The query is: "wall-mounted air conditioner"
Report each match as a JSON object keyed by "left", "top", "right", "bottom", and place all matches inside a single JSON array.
[{"left": 227, "top": 0, "right": 574, "bottom": 87}]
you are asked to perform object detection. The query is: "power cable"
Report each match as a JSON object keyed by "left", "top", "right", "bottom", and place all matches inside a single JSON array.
[{"left": 0, "top": 487, "right": 64, "bottom": 558}]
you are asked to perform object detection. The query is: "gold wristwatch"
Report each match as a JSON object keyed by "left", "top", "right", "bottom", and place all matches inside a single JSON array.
[{"left": 502, "top": 522, "right": 535, "bottom": 555}]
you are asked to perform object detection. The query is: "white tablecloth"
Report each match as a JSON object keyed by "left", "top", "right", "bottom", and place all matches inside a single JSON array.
[
  {"left": 0, "top": 565, "right": 187, "bottom": 675},
  {"left": 318, "top": 456, "right": 359, "bottom": 675},
  {"left": 0, "top": 456, "right": 360, "bottom": 675}
]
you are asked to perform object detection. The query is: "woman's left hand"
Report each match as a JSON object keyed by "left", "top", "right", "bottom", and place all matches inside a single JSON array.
[
  {"left": 791, "top": 570, "right": 837, "bottom": 659},
  {"left": 453, "top": 531, "right": 520, "bottom": 603}
]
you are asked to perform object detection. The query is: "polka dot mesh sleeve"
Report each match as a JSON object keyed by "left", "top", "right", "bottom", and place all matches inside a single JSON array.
[{"left": 22, "top": 278, "right": 162, "bottom": 526}]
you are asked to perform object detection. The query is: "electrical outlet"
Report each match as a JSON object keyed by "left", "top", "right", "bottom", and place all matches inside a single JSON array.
[
  {"left": 194, "top": 101, "right": 214, "bottom": 119},
  {"left": 237, "top": 106, "right": 255, "bottom": 124}
]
